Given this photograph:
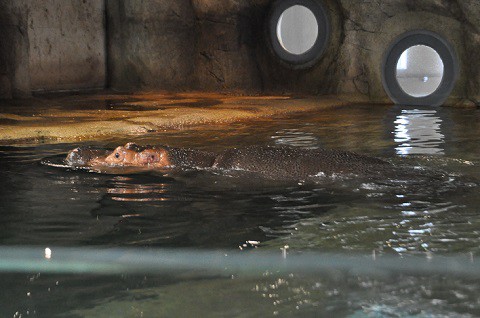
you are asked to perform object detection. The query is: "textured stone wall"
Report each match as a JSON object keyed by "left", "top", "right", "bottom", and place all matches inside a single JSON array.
[
  {"left": 0, "top": 2, "right": 30, "bottom": 99},
  {"left": 0, "top": 0, "right": 105, "bottom": 98},
  {"left": 104, "top": 0, "right": 480, "bottom": 105},
  {"left": 28, "top": 0, "right": 105, "bottom": 91},
  {"left": 104, "top": 0, "right": 343, "bottom": 94},
  {"left": 106, "top": 0, "right": 196, "bottom": 90},
  {"left": 2, "top": 0, "right": 480, "bottom": 106},
  {"left": 335, "top": 0, "right": 476, "bottom": 105},
  {"left": 190, "top": 0, "right": 267, "bottom": 92}
]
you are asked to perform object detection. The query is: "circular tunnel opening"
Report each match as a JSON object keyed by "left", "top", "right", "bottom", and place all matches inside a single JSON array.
[
  {"left": 382, "top": 31, "right": 458, "bottom": 106},
  {"left": 268, "top": 0, "right": 330, "bottom": 68},
  {"left": 276, "top": 5, "right": 319, "bottom": 55},
  {"left": 396, "top": 45, "right": 444, "bottom": 98}
]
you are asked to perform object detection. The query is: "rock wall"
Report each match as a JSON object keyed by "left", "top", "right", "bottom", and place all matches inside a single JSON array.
[
  {"left": 0, "top": 2, "right": 30, "bottom": 99},
  {"left": 1, "top": 0, "right": 480, "bottom": 106},
  {"left": 105, "top": 0, "right": 196, "bottom": 90},
  {"left": 104, "top": 0, "right": 343, "bottom": 95},
  {"left": 190, "top": 0, "right": 268, "bottom": 92},
  {"left": 104, "top": 0, "right": 480, "bottom": 105},
  {"left": 28, "top": 0, "right": 105, "bottom": 92},
  {"left": 335, "top": 0, "right": 475, "bottom": 105},
  {"left": 0, "top": 0, "right": 105, "bottom": 98}
]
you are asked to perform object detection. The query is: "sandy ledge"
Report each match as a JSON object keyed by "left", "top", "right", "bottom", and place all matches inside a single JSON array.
[{"left": 0, "top": 91, "right": 374, "bottom": 145}]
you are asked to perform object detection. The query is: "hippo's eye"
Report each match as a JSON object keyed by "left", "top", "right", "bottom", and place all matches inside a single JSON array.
[{"left": 111, "top": 149, "right": 125, "bottom": 162}]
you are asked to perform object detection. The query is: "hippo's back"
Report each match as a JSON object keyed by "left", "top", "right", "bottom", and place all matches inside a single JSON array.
[
  {"left": 166, "top": 147, "right": 217, "bottom": 169},
  {"left": 213, "top": 146, "right": 389, "bottom": 179}
]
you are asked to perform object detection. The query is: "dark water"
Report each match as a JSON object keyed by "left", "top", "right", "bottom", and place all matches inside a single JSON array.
[{"left": 1, "top": 105, "right": 480, "bottom": 317}]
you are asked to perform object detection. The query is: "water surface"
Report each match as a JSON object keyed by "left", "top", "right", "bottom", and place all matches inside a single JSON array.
[{"left": 1, "top": 104, "right": 479, "bottom": 317}]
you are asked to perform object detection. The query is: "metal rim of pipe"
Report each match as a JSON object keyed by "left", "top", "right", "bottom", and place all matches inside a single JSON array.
[
  {"left": 381, "top": 30, "right": 459, "bottom": 107},
  {"left": 267, "top": 0, "right": 331, "bottom": 69}
]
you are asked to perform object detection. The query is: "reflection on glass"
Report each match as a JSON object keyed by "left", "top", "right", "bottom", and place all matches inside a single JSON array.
[
  {"left": 396, "top": 45, "right": 444, "bottom": 97},
  {"left": 394, "top": 108, "right": 445, "bottom": 155},
  {"left": 276, "top": 5, "right": 318, "bottom": 55}
]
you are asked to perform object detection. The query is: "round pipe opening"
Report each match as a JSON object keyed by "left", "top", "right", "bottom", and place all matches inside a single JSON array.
[
  {"left": 276, "top": 5, "right": 319, "bottom": 55},
  {"left": 268, "top": 0, "right": 330, "bottom": 68},
  {"left": 396, "top": 45, "right": 444, "bottom": 98},
  {"left": 382, "top": 30, "right": 459, "bottom": 107}
]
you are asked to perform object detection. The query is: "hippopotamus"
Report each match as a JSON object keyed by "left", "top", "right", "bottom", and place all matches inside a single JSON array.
[
  {"left": 66, "top": 143, "right": 216, "bottom": 169},
  {"left": 65, "top": 142, "right": 390, "bottom": 180}
]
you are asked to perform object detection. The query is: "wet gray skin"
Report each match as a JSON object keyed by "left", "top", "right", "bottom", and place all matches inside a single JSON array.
[
  {"left": 212, "top": 146, "right": 391, "bottom": 179},
  {"left": 63, "top": 144, "right": 475, "bottom": 197},
  {"left": 160, "top": 146, "right": 217, "bottom": 169},
  {"left": 65, "top": 144, "right": 391, "bottom": 180}
]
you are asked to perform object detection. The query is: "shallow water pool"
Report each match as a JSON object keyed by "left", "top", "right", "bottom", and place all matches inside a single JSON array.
[{"left": 1, "top": 104, "right": 479, "bottom": 317}]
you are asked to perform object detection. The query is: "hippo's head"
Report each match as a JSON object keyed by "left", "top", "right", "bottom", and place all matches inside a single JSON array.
[
  {"left": 66, "top": 143, "right": 172, "bottom": 168},
  {"left": 103, "top": 143, "right": 140, "bottom": 166},
  {"left": 105, "top": 143, "right": 171, "bottom": 167}
]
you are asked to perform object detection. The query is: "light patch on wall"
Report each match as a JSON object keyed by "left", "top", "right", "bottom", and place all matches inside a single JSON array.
[
  {"left": 396, "top": 45, "right": 444, "bottom": 98},
  {"left": 276, "top": 5, "right": 318, "bottom": 55},
  {"left": 397, "top": 51, "right": 407, "bottom": 70}
]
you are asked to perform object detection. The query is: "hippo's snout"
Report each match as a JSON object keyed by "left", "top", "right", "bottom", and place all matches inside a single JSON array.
[
  {"left": 66, "top": 147, "right": 87, "bottom": 165},
  {"left": 65, "top": 147, "right": 110, "bottom": 167}
]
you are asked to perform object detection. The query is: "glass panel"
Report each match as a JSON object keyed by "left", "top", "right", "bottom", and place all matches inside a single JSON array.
[
  {"left": 276, "top": 5, "right": 318, "bottom": 55},
  {"left": 396, "top": 45, "right": 444, "bottom": 98}
]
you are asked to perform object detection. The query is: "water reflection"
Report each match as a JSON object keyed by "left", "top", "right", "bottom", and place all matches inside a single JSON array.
[
  {"left": 387, "top": 196, "right": 466, "bottom": 255},
  {"left": 106, "top": 176, "right": 170, "bottom": 202},
  {"left": 271, "top": 128, "right": 320, "bottom": 149},
  {"left": 2, "top": 106, "right": 480, "bottom": 317},
  {"left": 388, "top": 106, "right": 447, "bottom": 155}
]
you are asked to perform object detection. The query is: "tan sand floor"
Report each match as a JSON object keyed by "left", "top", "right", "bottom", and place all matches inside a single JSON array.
[{"left": 0, "top": 91, "right": 373, "bottom": 145}]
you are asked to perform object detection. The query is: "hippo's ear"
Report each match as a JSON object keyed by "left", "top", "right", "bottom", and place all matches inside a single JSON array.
[
  {"left": 125, "top": 142, "right": 137, "bottom": 150},
  {"left": 125, "top": 142, "right": 144, "bottom": 152}
]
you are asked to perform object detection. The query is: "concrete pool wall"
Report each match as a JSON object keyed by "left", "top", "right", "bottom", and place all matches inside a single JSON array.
[{"left": 0, "top": 1, "right": 479, "bottom": 106}]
